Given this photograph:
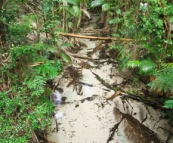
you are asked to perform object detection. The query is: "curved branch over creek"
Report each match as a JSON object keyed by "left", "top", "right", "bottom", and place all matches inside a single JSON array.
[{"left": 57, "top": 32, "right": 133, "bottom": 41}]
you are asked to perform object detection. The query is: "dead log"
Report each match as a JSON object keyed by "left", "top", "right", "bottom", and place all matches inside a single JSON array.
[{"left": 57, "top": 32, "right": 133, "bottom": 41}]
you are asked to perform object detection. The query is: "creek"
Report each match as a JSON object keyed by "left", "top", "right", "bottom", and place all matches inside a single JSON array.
[{"left": 46, "top": 14, "right": 173, "bottom": 143}]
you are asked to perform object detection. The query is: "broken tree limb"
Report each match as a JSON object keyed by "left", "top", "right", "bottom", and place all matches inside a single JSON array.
[
  {"left": 57, "top": 32, "right": 133, "bottom": 41},
  {"left": 106, "top": 90, "right": 121, "bottom": 100}
]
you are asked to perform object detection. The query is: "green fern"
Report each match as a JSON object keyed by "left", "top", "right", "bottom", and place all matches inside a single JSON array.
[
  {"left": 164, "top": 98, "right": 173, "bottom": 109},
  {"left": 163, "top": 97, "right": 173, "bottom": 122},
  {"left": 11, "top": 45, "right": 37, "bottom": 60},
  {"left": 118, "top": 56, "right": 130, "bottom": 71},
  {"left": 36, "top": 61, "right": 61, "bottom": 79},
  {"left": 8, "top": 16, "right": 32, "bottom": 44},
  {"left": 139, "top": 60, "right": 156, "bottom": 74},
  {"left": 149, "top": 67, "right": 173, "bottom": 93},
  {"left": 126, "top": 60, "right": 140, "bottom": 68},
  {"left": 60, "top": 42, "right": 74, "bottom": 47},
  {"left": 161, "top": 63, "right": 173, "bottom": 68},
  {"left": 126, "top": 60, "right": 156, "bottom": 75},
  {"left": 26, "top": 75, "right": 46, "bottom": 94},
  {"left": 60, "top": 53, "right": 71, "bottom": 63}
]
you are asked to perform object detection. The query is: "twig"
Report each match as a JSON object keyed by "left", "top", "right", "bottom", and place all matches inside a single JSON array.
[
  {"left": 31, "top": 131, "right": 40, "bottom": 143},
  {"left": 2, "top": 0, "right": 8, "bottom": 8}
]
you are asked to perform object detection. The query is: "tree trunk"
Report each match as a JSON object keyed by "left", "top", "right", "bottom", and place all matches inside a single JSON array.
[{"left": 0, "top": 0, "right": 6, "bottom": 44}]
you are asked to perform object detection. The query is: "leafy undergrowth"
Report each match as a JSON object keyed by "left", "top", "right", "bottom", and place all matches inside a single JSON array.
[
  {"left": 0, "top": 42, "right": 63, "bottom": 142},
  {"left": 94, "top": 0, "right": 173, "bottom": 122},
  {"left": 0, "top": 4, "right": 63, "bottom": 141}
]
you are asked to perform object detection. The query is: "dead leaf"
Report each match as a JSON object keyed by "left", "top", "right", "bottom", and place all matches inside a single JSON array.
[
  {"left": 27, "top": 62, "right": 44, "bottom": 67},
  {"left": 81, "top": 9, "right": 90, "bottom": 19}
]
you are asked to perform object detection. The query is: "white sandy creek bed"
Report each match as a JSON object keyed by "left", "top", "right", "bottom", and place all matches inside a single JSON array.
[{"left": 47, "top": 38, "right": 173, "bottom": 143}]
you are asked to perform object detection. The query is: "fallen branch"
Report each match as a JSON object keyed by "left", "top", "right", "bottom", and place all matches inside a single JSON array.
[
  {"left": 58, "top": 32, "right": 133, "bottom": 41},
  {"left": 106, "top": 90, "right": 121, "bottom": 100}
]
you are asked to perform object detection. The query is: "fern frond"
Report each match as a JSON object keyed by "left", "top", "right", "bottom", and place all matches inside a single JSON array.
[
  {"left": 164, "top": 99, "right": 173, "bottom": 109},
  {"left": 36, "top": 62, "right": 58, "bottom": 79},
  {"left": 126, "top": 60, "right": 140, "bottom": 68},
  {"left": 119, "top": 56, "right": 130, "bottom": 71},
  {"left": 23, "top": 68, "right": 36, "bottom": 82},
  {"left": 26, "top": 75, "right": 46, "bottom": 93},
  {"left": 161, "top": 63, "right": 173, "bottom": 68},
  {"left": 139, "top": 60, "right": 156, "bottom": 75},
  {"left": 60, "top": 42, "right": 73, "bottom": 48},
  {"left": 149, "top": 67, "right": 173, "bottom": 94},
  {"left": 60, "top": 53, "right": 71, "bottom": 63}
]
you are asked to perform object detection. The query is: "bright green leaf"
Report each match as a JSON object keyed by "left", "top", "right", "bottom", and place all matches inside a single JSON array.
[
  {"left": 60, "top": 53, "right": 71, "bottom": 63},
  {"left": 91, "top": 0, "right": 104, "bottom": 7},
  {"left": 126, "top": 60, "right": 140, "bottom": 68},
  {"left": 102, "top": 3, "right": 110, "bottom": 11},
  {"left": 139, "top": 60, "right": 156, "bottom": 74}
]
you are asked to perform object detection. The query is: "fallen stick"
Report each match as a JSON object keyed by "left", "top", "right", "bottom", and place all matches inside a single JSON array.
[
  {"left": 57, "top": 32, "right": 133, "bottom": 41},
  {"left": 106, "top": 90, "right": 121, "bottom": 100}
]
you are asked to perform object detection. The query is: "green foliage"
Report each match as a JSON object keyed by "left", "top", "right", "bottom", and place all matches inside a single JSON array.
[
  {"left": 0, "top": 89, "right": 54, "bottom": 143},
  {"left": 163, "top": 97, "right": 173, "bottom": 122},
  {"left": 91, "top": 0, "right": 104, "bottom": 7},
  {"left": 36, "top": 61, "right": 61, "bottom": 79},
  {"left": 139, "top": 60, "right": 156, "bottom": 74},
  {"left": 101, "top": 0, "right": 173, "bottom": 96},
  {"left": 0, "top": 1, "right": 65, "bottom": 142},
  {"left": 126, "top": 60, "right": 156, "bottom": 75},
  {"left": 93, "top": 0, "right": 173, "bottom": 121},
  {"left": 118, "top": 56, "right": 130, "bottom": 71},
  {"left": 7, "top": 15, "right": 32, "bottom": 44},
  {"left": 149, "top": 67, "right": 173, "bottom": 93},
  {"left": 0, "top": 40, "right": 62, "bottom": 141},
  {"left": 55, "top": 0, "right": 89, "bottom": 31},
  {"left": 126, "top": 60, "right": 140, "bottom": 68},
  {"left": 164, "top": 97, "right": 173, "bottom": 109},
  {"left": 60, "top": 53, "right": 71, "bottom": 63}
]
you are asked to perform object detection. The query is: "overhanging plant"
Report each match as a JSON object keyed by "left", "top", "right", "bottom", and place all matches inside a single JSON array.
[{"left": 0, "top": 0, "right": 64, "bottom": 142}]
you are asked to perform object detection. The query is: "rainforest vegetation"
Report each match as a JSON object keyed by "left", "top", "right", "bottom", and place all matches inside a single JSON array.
[{"left": 0, "top": 0, "right": 173, "bottom": 142}]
